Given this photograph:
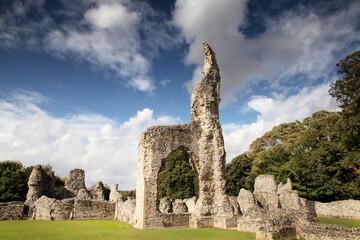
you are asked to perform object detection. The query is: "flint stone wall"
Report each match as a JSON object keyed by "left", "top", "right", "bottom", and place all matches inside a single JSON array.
[
  {"left": 63, "top": 169, "right": 86, "bottom": 198},
  {"left": 25, "top": 165, "right": 55, "bottom": 206},
  {"left": 33, "top": 196, "right": 74, "bottom": 220},
  {"left": 33, "top": 196, "right": 115, "bottom": 220},
  {"left": 134, "top": 42, "right": 233, "bottom": 229},
  {"left": 0, "top": 201, "right": 27, "bottom": 220},
  {"left": 115, "top": 198, "right": 136, "bottom": 224},
  {"left": 299, "top": 224, "right": 360, "bottom": 240},
  {"left": 302, "top": 198, "right": 360, "bottom": 220},
  {"left": 73, "top": 200, "right": 115, "bottom": 220},
  {"left": 109, "top": 184, "right": 122, "bottom": 202}
]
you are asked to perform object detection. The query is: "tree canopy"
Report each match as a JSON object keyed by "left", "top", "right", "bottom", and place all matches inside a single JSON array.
[{"left": 225, "top": 51, "right": 360, "bottom": 202}]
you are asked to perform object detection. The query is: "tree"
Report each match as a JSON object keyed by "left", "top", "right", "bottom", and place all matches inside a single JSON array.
[
  {"left": 329, "top": 50, "right": 360, "bottom": 112},
  {"left": 329, "top": 50, "right": 360, "bottom": 149},
  {"left": 225, "top": 153, "right": 253, "bottom": 195},
  {"left": 0, "top": 161, "right": 28, "bottom": 202},
  {"left": 158, "top": 150, "right": 195, "bottom": 199}
]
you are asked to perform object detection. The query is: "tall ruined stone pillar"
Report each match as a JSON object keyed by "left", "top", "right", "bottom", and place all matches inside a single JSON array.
[{"left": 134, "top": 42, "right": 233, "bottom": 230}]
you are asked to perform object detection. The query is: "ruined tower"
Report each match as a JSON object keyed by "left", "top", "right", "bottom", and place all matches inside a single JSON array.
[{"left": 134, "top": 42, "right": 234, "bottom": 229}]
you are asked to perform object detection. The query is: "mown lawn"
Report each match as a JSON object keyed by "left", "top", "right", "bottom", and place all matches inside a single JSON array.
[
  {"left": 314, "top": 217, "right": 360, "bottom": 228},
  {"left": 0, "top": 220, "right": 256, "bottom": 240}
]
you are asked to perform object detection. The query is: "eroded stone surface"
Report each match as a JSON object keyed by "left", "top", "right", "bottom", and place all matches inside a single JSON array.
[
  {"left": 183, "top": 196, "right": 196, "bottom": 214},
  {"left": 89, "top": 181, "right": 105, "bottom": 201},
  {"left": 253, "top": 175, "right": 279, "bottom": 212},
  {"left": 64, "top": 169, "right": 86, "bottom": 198},
  {"left": 173, "top": 199, "right": 188, "bottom": 214},
  {"left": 159, "top": 197, "right": 172, "bottom": 213},
  {"left": 109, "top": 184, "right": 122, "bottom": 202},
  {"left": 134, "top": 42, "right": 233, "bottom": 229},
  {"left": 25, "top": 165, "right": 55, "bottom": 206}
]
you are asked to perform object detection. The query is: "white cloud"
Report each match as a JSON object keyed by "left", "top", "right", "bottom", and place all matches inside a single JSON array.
[
  {"left": 85, "top": 4, "right": 139, "bottom": 29},
  {"left": 0, "top": 0, "right": 180, "bottom": 93},
  {"left": 173, "top": 0, "right": 360, "bottom": 105},
  {"left": 223, "top": 82, "right": 339, "bottom": 161},
  {"left": 0, "top": 90, "right": 181, "bottom": 189}
]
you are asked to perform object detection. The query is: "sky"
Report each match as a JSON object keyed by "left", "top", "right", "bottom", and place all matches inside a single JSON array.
[{"left": 0, "top": 0, "right": 359, "bottom": 190}]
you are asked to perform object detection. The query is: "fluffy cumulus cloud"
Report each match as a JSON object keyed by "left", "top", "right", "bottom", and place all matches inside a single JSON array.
[
  {"left": 0, "top": 0, "right": 180, "bottom": 92},
  {"left": 223, "top": 82, "right": 339, "bottom": 161},
  {"left": 0, "top": 90, "right": 181, "bottom": 189},
  {"left": 173, "top": 0, "right": 360, "bottom": 104}
]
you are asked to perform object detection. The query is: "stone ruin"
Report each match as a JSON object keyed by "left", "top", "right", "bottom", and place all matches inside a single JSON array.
[
  {"left": 21, "top": 166, "right": 115, "bottom": 221},
  {"left": 1, "top": 43, "right": 360, "bottom": 240},
  {"left": 237, "top": 175, "right": 360, "bottom": 240},
  {"left": 134, "top": 42, "right": 234, "bottom": 229}
]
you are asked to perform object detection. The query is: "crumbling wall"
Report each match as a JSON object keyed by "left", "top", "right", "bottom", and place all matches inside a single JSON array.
[
  {"left": 109, "top": 184, "right": 122, "bottom": 202},
  {"left": 115, "top": 198, "right": 136, "bottom": 224},
  {"left": 237, "top": 175, "right": 313, "bottom": 239},
  {"left": 134, "top": 42, "right": 233, "bottom": 230},
  {"left": 63, "top": 169, "right": 87, "bottom": 198},
  {"left": 33, "top": 196, "right": 74, "bottom": 220},
  {"left": 302, "top": 198, "right": 360, "bottom": 220},
  {"left": 0, "top": 201, "right": 27, "bottom": 220},
  {"left": 72, "top": 200, "right": 115, "bottom": 220},
  {"left": 299, "top": 224, "right": 360, "bottom": 240},
  {"left": 25, "top": 165, "right": 55, "bottom": 206},
  {"left": 88, "top": 181, "right": 105, "bottom": 201}
]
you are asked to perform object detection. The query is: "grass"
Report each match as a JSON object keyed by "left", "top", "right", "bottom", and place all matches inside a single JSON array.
[
  {"left": 0, "top": 220, "right": 256, "bottom": 240},
  {"left": 314, "top": 217, "right": 360, "bottom": 228}
]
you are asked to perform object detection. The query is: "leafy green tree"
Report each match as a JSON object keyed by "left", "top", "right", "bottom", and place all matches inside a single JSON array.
[
  {"left": 0, "top": 161, "right": 27, "bottom": 202},
  {"left": 158, "top": 150, "right": 195, "bottom": 199},
  {"left": 225, "top": 153, "right": 253, "bottom": 195},
  {"left": 329, "top": 50, "right": 360, "bottom": 149}
]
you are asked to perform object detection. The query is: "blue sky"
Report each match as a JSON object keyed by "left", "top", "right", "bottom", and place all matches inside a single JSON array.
[{"left": 0, "top": 0, "right": 359, "bottom": 189}]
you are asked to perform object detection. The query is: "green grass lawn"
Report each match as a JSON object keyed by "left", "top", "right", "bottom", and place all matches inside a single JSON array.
[
  {"left": 0, "top": 220, "right": 256, "bottom": 240},
  {"left": 314, "top": 217, "right": 360, "bottom": 228}
]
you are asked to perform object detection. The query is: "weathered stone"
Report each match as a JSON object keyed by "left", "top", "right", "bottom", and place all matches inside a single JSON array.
[
  {"left": 0, "top": 201, "right": 27, "bottom": 220},
  {"left": 134, "top": 42, "right": 233, "bottom": 229},
  {"left": 75, "top": 188, "right": 91, "bottom": 201},
  {"left": 25, "top": 165, "right": 55, "bottom": 206},
  {"left": 228, "top": 196, "right": 240, "bottom": 216},
  {"left": 25, "top": 165, "right": 44, "bottom": 205},
  {"left": 159, "top": 197, "right": 172, "bottom": 213},
  {"left": 278, "top": 178, "right": 303, "bottom": 211},
  {"left": 115, "top": 198, "right": 136, "bottom": 224},
  {"left": 304, "top": 199, "right": 360, "bottom": 220},
  {"left": 183, "top": 196, "right": 196, "bottom": 214},
  {"left": 253, "top": 175, "right": 279, "bottom": 212},
  {"left": 109, "top": 184, "right": 122, "bottom": 202},
  {"left": 72, "top": 200, "right": 115, "bottom": 220},
  {"left": 89, "top": 181, "right": 105, "bottom": 201},
  {"left": 33, "top": 196, "right": 74, "bottom": 220},
  {"left": 237, "top": 188, "right": 258, "bottom": 215},
  {"left": 64, "top": 169, "right": 86, "bottom": 198},
  {"left": 173, "top": 199, "right": 188, "bottom": 214}
]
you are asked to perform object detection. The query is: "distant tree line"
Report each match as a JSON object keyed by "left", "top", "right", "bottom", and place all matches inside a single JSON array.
[{"left": 225, "top": 50, "right": 360, "bottom": 202}]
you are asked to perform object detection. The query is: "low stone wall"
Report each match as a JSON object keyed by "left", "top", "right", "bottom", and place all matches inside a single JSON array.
[
  {"left": 34, "top": 196, "right": 74, "bottom": 220},
  {"left": 147, "top": 213, "right": 190, "bottom": 228},
  {"left": 0, "top": 201, "right": 27, "bottom": 220},
  {"left": 33, "top": 196, "right": 115, "bottom": 220},
  {"left": 302, "top": 198, "right": 360, "bottom": 220},
  {"left": 73, "top": 200, "right": 115, "bottom": 220},
  {"left": 299, "top": 224, "right": 360, "bottom": 240}
]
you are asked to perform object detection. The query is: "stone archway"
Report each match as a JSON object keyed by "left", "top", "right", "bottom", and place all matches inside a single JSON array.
[{"left": 134, "top": 43, "right": 234, "bottom": 229}]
